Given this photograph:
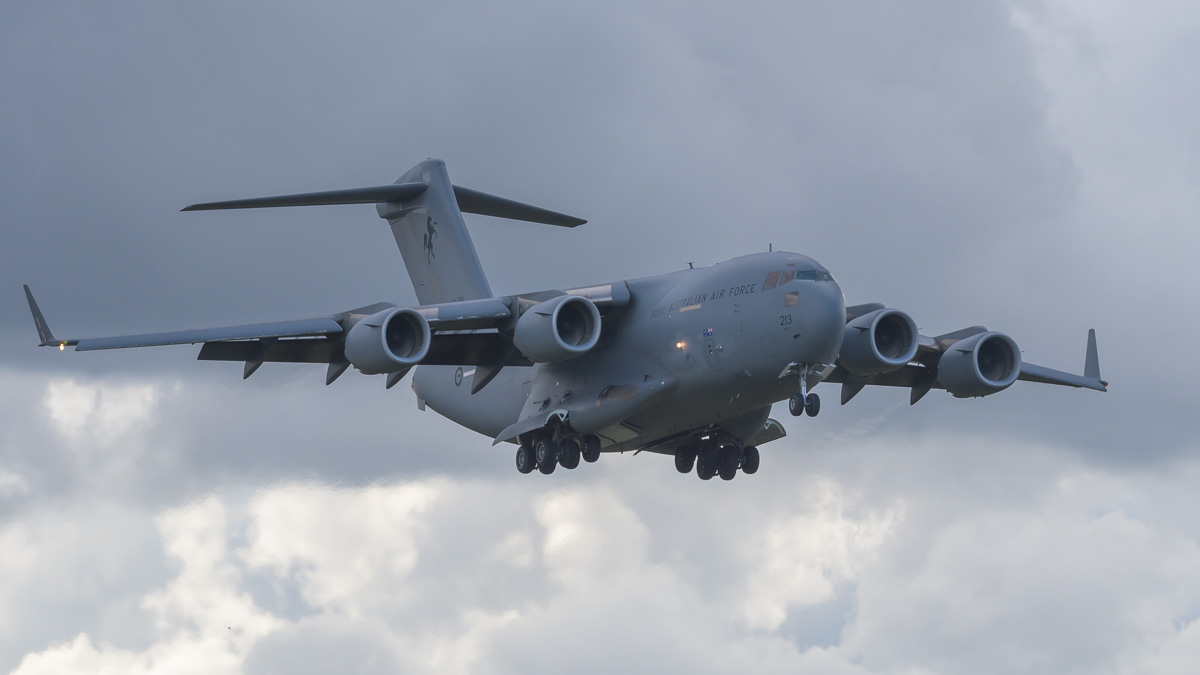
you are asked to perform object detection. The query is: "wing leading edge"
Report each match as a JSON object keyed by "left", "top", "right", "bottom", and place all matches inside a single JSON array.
[
  {"left": 22, "top": 284, "right": 628, "bottom": 385},
  {"left": 74, "top": 317, "right": 344, "bottom": 351}
]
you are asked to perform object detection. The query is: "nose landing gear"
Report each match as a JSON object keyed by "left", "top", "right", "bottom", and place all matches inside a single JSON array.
[
  {"left": 788, "top": 367, "right": 821, "bottom": 417},
  {"left": 788, "top": 392, "right": 820, "bottom": 417}
]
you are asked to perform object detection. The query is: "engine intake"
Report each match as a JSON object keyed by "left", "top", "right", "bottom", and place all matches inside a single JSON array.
[
  {"left": 514, "top": 295, "right": 602, "bottom": 362},
  {"left": 839, "top": 308, "right": 920, "bottom": 375},
  {"left": 937, "top": 331, "right": 1021, "bottom": 397},
  {"left": 344, "top": 307, "right": 431, "bottom": 374}
]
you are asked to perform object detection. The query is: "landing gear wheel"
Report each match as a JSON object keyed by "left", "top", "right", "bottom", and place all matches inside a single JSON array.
[
  {"left": 535, "top": 437, "right": 558, "bottom": 475},
  {"left": 789, "top": 393, "right": 805, "bottom": 417},
  {"left": 741, "top": 445, "right": 760, "bottom": 474},
  {"left": 718, "top": 446, "right": 739, "bottom": 481},
  {"left": 696, "top": 448, "right": 716, "bottom": 481},
  {"left": 675, "top": 446, "right": 697, "bottom": 474},
  {"left": 516, "top": 444, "right": 536, "bottom": 474},
  {"left": 805, "top": 393, "right": 821, "bottom": 417},
  {"left": 581, "top": 435, "right": 601, "bottom": 463},
  {"left": 559, "top": 438, "right": 581, "bottom": 470}
]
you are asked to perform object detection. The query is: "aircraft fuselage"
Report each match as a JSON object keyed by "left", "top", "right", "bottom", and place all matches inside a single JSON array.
[{"left": 412, "top": 251, "right": 846, "bottom": 454}]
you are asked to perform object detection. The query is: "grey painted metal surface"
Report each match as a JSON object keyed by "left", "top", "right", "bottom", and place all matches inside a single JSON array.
[
  {"left": 24, "top": 158, "right": 1107, "bottom": 477},
  {"left": 75, "top": 317, "right": 342, "bottom": 351},
  {"left": 378, "top": 160, "right": 494, "bottom": 306}
]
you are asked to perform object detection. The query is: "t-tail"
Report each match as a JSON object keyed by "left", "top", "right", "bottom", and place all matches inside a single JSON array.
[{"left": 183, "top": 158, "right": 585, "bottom": 306}]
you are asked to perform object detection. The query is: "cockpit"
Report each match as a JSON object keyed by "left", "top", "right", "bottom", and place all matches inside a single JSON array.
[{"left": 762, "top": 266, "right": 834, "bottom": 289}]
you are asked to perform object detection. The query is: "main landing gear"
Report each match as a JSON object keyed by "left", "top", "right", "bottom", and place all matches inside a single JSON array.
[
  {"left": 516, "top": 430, "right": 601, "bottom": 475},
  {"left": 675, "top": 440, "right": 760, "bottom": 481}
]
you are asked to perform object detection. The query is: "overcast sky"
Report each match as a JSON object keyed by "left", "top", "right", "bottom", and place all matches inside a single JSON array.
[{"left": 2, "top": 1, "right": 1199, "bottom": 673}]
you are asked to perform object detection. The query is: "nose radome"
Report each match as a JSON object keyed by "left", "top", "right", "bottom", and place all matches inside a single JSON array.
[{"left": 796, "top": 281, "right": 846, "bottom": 364}]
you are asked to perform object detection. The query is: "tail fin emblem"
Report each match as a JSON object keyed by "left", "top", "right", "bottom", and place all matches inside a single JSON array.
[{"left": 423, "top": 217, "right": 438, "bottom": 263}]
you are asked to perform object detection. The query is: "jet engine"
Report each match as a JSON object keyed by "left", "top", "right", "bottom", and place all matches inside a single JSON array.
[
  {"left": 839, "top": 308, "right": 920, "bottom": 375},
  {"left": 513, "top": 295, "right": 602, "bottom": 362},
  {"left": 937, "top": 331, "right": 1021, "bottom": 397},
  {"left": 344, "top": 307, "right": 431, "bottom": 374}
]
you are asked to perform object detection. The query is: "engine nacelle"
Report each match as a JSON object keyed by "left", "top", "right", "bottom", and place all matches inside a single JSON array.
[
  {"left": 937, "top": 331, "right": 1022, "bottom": 397},
  {"left": 344, "top": 307, "right": 431, "bottom": 375},
  {"left": 839, "top": 308, "right": 920, "bottom": 375},
  {"left": 513, "top": 295, "right": 602, "bottom": 363}
]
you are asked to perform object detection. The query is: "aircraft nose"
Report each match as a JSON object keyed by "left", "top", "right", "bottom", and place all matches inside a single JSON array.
[{"left": 794, "top": 280, "right": 846, "bottom": 364}]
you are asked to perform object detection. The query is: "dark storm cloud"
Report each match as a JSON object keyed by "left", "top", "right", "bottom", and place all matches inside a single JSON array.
[
  {"left": 2, "top": 0, "right": 1154, "bottom": 458},
  {"left": 3, "top": 0, "right": 1200, "bottom": 673}
]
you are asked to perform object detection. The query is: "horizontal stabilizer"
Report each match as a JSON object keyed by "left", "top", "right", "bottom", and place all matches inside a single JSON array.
[
  {"left": 452, "top": 185, "right": 586, "bottom": 227},
  {"left": 181, "top": 180, "right": 586, "bottom": 227},
  {"left": 182, "top": 183, "right": 429, "bottom": 211}
]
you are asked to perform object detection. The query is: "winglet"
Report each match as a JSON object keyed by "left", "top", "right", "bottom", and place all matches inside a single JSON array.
[
  {"left": 23, "top": 285, "right": 67, "bottom": 348},
  {"left": 1084, "top": 329, "right": 1102, "bottom": 382}
]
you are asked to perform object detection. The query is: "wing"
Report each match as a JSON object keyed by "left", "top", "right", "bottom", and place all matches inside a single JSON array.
[
  {"left": 25, "top": 284, "right": 343, "bottom": 351},
  {"left": 828, "top": 304, "right": 1107, "bottom": 405},
  {"left": 24, "top": 284, "right": 628, "bottom": 386}
]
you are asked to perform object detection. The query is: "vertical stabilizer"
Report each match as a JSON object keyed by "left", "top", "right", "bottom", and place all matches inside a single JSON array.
[{"left": 377, "top": 159, "right": 492, "bottom": 306}]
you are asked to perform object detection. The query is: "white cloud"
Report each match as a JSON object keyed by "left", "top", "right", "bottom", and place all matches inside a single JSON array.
[
  {"left": 842, "top": 470, "right": 1200, "bottom": 675},
  {"left": 739, "top": 478, "right": 902, "bottom": 631},
  {"left": 0, "top": 501, "right": 163, "bottom": 662},
  {"left": 7, "top": 476, "right": 899, "bottom": 674},
  {"left": 12, "top": 496, "right": 280, "bottom": 675},
  {"left": 42, "top": 378, "right": 163, "bottom": 449},
  {"left": 239, "top": 480, "right": 442, "bottom": 616}
]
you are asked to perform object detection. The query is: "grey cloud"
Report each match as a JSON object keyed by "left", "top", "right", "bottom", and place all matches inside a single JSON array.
[{"left": 2, "top": 0, "right": 1198, "bottom": 673}]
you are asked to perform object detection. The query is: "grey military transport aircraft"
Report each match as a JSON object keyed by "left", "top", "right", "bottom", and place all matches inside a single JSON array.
[{"left": 24, "top": 159, "right": 1107, "bottom": 480}]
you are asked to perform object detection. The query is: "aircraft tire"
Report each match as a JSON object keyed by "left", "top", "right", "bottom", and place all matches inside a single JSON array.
[
  {"left": 696, "top": 451, "right": 716, "bottom": 480},
  {"left": 560, "top": 438, "right": 581, "bottom": 470},
  {"left": 581, "top": 435, "right": 601, "bottom": 463},
  {"left": 718, "top": 446, "right": 738, "bottom": 480},
  {"left": 535, "top": 436, "right": 556, "bottom": 465},
  {"left": 516, "top": 445, "right": 536, "bottom": 474},
  {"left": 742, "top": 445, "right": 760, "bottom": 474},
  {"left": 789, "top": 393, "right": 804, "bottom": 417},
  {"left": 675, "top": 446, "right": 697, "bottom": 474},
  {"left": 805, "top": 393, "right": 821, "bottom": 417},
  {"left": 535, "top": 436, "right": 558, "bottom": 474}
]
